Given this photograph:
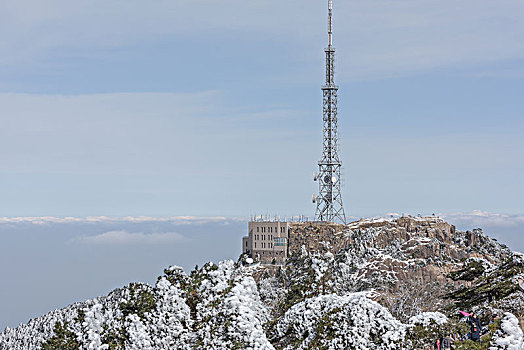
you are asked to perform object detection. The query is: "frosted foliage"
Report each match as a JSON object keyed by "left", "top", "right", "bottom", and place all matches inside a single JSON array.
[
  {"left": 0, "top": 304, "right": 81, "bottom": 350},
  {"left": 311, "top": 254, "right": 331, "bottom": 282},
  {"left": 276, "top": 293, "right": 406, "bottom": 350},
  {"left": 223, "top": 276, "right": 274, "bottom": 349},
  {"left": 195, "top": 261, "right": 274, "bottom": 350},
  {"left": 258, "top": 277, "right": 286, "bottom": 311},
  {"left": 491, "top": 313, "right": 524, "bottom": 350},
  {"left": 408, "top": 312, "right": 448, "bottom": 327},
  {"left": 147, "top": 277, "right": 192, "bottom": 349},
  {"left": 125, "top": 314, "right": 153, "bottom": 350},
  {"left": 83, "top": 302, "right": 109, "bottom": 350}
]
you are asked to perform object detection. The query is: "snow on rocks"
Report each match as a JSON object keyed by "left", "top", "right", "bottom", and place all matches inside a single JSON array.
[
  {"left": 513, "top": 274, "right": 524, "bottom": 291},
  {"left": 490, "top": 313, "right": 524, "bottom": 350},
  {"left": 275, "top": 293, "right": 406, "bottom": 350}
]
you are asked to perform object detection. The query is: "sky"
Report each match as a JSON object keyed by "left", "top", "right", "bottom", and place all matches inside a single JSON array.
[{"left": 0, "top": 0, "right": 523, "bottom": 330}]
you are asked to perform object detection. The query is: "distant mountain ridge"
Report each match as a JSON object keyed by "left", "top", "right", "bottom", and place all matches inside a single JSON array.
[{"left": 1, "top": 216, "right": 523, "bottom": 349}]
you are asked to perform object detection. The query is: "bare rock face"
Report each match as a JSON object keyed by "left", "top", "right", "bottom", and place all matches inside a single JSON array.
[{"left": 282, "top": 216, "right": 517, "bottom": 321}]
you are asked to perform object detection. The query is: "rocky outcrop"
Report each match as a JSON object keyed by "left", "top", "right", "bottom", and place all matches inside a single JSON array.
[{"left": 283, "top": 216, "right": 517, "bottom": 321}]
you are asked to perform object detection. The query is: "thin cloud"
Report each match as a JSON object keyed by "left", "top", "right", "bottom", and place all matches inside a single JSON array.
[
  {"left": 0, "top": 216, "right": 231, "bottom": 225},
  {"left": 1, "top": 1, "right": 524, "bottom": 79},
  {"left": 441, "top": 211, "right": 524, "bottom": 228},
  {"left": 76, "top": 230, "right": 185, "bottom": 245}
]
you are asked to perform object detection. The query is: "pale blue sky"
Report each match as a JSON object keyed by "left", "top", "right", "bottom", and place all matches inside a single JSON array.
[
  {"left": 1, "top": 0, "right": 524, "bottom": 330},
  {"left": 1, "top": 0, "right": 523, "bottom": 218}
]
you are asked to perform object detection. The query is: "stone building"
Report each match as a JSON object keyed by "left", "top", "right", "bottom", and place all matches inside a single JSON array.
[{"left": 242, "top": 220, "right": 292, "bottom": 263}]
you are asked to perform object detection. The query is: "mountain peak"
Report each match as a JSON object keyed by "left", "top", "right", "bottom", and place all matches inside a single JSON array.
[{"left": 1, "top": 216, "right": 523, "bottom": 349}]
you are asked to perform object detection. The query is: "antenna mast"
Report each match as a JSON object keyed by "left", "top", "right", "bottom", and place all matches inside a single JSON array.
[
  {"left": 313, "top": 0, "right": 347, "bottom": 224},
  {"left": 328, "top": 0, "right": 333, "bottom": 47}
]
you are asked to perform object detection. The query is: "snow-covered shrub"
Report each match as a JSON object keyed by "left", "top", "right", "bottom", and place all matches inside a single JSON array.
[
  {"left": 490, "top": 313, "right": 523, "bottom": 350},
  {"left": 409, "top": 312, "right": 448, "bottom": 327},
  {"left": 193, "top": 260, "right": 274, "bottom": 350},
  {"left": 146, "top": 277, "right": 192, "bottom": 349},
  {"left": 40, "top": 321, "right": 80, "bottom": 350},
  {"left": 405, "top": 311, "right": 460, "bottom": 349},
  {"left": 273, "top": 293, "right": 406, "bottom": 350},
  {"left": 125, "top": 314, "right": 153, "bottom": 350}
]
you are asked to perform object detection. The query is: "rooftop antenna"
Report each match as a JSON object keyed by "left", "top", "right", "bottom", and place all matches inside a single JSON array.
[{"left": 313, "top": 0, "right": 347, "bottom": 224}]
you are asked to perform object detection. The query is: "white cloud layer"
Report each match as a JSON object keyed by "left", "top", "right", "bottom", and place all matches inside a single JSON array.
[
  {"left": 441, "top": 211, "right": 524, "bottom": 228},
  {"left": 76, "top": 230, "right": 185, "bottom": 245},
  {"left": 2, "top": 212, "right": 523, "bottom": 230},
  {"left": 0, "top": 215, "right": 230, "bottom": 225}
]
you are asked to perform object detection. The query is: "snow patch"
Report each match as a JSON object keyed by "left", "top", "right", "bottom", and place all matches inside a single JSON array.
[{"left": 408, "top": 312, "right": 448, "bottom": 327}]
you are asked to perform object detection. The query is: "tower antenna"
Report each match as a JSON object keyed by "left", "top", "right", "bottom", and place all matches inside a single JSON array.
[
  {"left": 328, "top": 0, "right": 333, "bottom": 47},
  {"left": 313, "top": 0, "right": 347, "bottom": 224}
]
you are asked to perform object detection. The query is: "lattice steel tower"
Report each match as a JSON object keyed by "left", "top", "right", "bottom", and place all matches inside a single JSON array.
[{"left": 313, "top": 0, "right": 347, "bottom": 224}]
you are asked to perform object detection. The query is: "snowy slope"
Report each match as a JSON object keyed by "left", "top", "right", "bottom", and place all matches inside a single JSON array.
[{"left": 1, "top": 216, "right": 523, "bottom": 349}]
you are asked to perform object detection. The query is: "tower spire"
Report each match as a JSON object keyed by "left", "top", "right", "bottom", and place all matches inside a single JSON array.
[
  {"left": 313, "top": 0, "right": 347, "bottom": 224},
  {"left": 328, "top": 0, "right": 333, "bottom": 47}
]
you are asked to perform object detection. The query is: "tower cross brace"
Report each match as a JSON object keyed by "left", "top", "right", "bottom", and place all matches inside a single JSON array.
[{"left": 314, "top": 0, "right": 347, "bottom": 224}]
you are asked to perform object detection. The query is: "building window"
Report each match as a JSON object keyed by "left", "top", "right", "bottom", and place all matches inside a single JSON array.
[
  {"left": 274, "top": 237, "right": 287, "bottom": 246},
  {"left": 257, "top": 227, "right": 259, "bottom": 233},
  {"left": 255, "top": 242, "right": 257, "bottom": 248}
]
